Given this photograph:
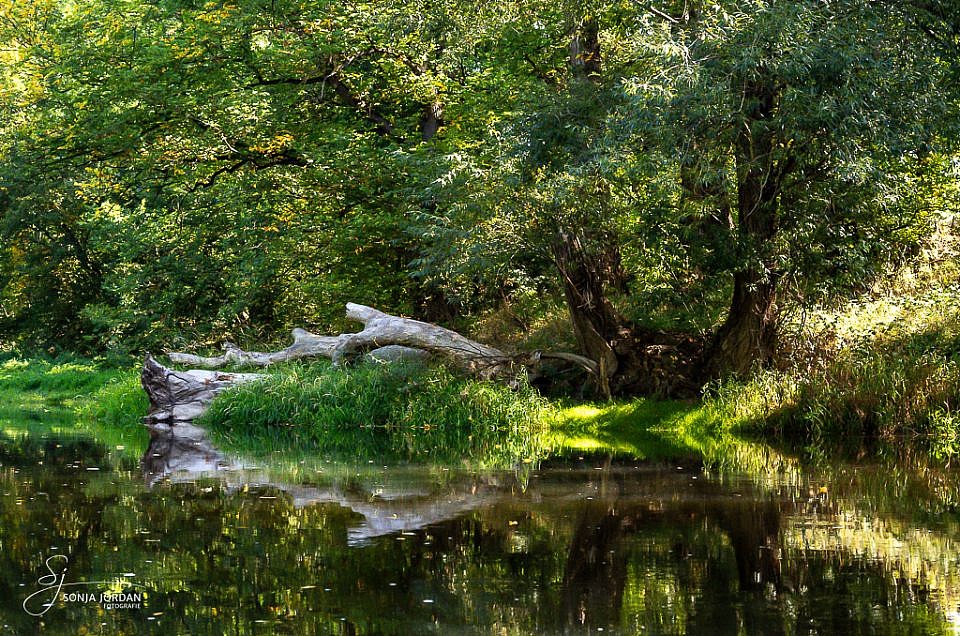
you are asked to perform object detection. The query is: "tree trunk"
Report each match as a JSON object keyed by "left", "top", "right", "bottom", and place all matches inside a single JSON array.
[
  {"left": 420, "top": 101, "right": 443, "bottom": 141},
  {"left": 705, "top": 69, "right": 791, "bottom": 378},
  {"left": 552, "top": 15, "right": 702, "bottom": 398},
  {"left": 707, "top": 270, "right": 778, "bottom": 377},
  {"left": 167, "top": 303, "right": 508, "bottom": 379},
  {"left": 553, "top": 230, "right": 625, "bottom": 397},
  {"left": 141, "top": 355, "right": 265, "bottom": 426}
]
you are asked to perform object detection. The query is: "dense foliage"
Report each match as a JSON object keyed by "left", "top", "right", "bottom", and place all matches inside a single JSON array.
[
  {"left": 0, "top": 0, "right": 957, "bottom": 386},
  {"left": 705, "top": 245, "right": 960, "bottom": 458}
]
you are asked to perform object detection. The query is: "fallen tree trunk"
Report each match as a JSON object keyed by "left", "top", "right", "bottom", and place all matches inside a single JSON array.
[
  {"left": 141, "top": 355, "right": 265, "bottom": 428},
  {"left": 333, "top": 303, "right": 513, "bottom": 379},
  {"left": 168, "top": 303, "right": 517, "bottom": 380},
  {"left": 166, "top": 328, "right": 341, "bottom": 368},
  {"left": 152, "top": 304, "right": 606, "bottom": 423}
]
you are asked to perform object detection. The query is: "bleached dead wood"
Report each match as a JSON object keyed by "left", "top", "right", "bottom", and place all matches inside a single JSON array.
[
  {"left": 332, "top": 303, "right": 513, "bottom": 379},
  {"left": 166, "top": 329, "right": 340, "bottom": 367},
  {"left": 154, "top": 304, "right": 606, "bottom": 415},
  {"left": 141, "top": 355, "right": 265, "bottom": 427},
  {"left": 167, "top": 303, "right": 515, "bottom": 380}
]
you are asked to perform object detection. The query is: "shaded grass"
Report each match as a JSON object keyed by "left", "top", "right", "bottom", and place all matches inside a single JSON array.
[
  {"left": 0, "top": 355, "right": 148, "bottom": 458},
  {"left": 199, "top": 360, "right": 550, "bottom": 468},
  {"left": 706, "top": 346, "right": 960, "bottom": 461}
]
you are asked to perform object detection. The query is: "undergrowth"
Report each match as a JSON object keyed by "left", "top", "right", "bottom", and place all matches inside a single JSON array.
[
  {"left": 704, "top": 227, "right": 960, "bottom": 460},
  {"left": 199, "top": 360, "right": 550, "bottom": 467}
]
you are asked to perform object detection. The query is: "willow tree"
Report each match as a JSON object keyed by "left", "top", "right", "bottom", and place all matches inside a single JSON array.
[
  {"left": 416, "top": 0, "right": 957, "bottom": 390},
  {"left": 656, "top": 1, "right": 957, "bottom": 376}
]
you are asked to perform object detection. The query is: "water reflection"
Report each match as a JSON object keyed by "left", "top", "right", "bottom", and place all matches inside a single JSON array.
[
  {"left": 0, "top": 430, "right": 957, "bottom": 635},
  {"left": 141, "top": 423, "right": 232, "bottom": 486}
]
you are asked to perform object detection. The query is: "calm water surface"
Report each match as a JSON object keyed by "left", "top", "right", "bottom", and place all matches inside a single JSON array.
[{"left": 1, "top": 431, "right": 959, "bottom": 635}]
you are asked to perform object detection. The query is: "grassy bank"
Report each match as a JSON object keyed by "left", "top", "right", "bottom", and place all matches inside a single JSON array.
[
  {"left": 196, "top": 265, "right": 960, "bottom": 467},
  {"left": 199, "top": 360, "right": 552, "bottom": 467},
  {"left": 8, "top": 250, "right": 960, "bottom": 472},
  {"left": 0, "top": 353, "right": 148, "bottom": 457},
  {"left": 702, "top": 232, "right": 960, "bottom": 460}
]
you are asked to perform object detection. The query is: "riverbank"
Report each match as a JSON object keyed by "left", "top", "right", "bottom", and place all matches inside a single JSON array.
[
  {"left": 0, "top": 353, "right": 148, "bottom": 458},
  {"left": 4, "top": 318, "right": 959, "bottom": 468},
  {"left": 702, "top": 246, "right": 960, "bottom": 461},
  {"left": 5, "top": 242, "right": 960, "bottom": 467}
]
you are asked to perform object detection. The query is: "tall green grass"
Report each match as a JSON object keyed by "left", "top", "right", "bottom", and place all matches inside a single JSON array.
[
  {"left": 0, "top": 355, "right": 148, "bottom": 456},
  {"left": 704, "top": 290, "right": 960, "bottom": 459},
  {"left": 707, "top": 349, "right": 960, "bottom": 458},
  {"left": 199, "top": 361, "right": 550, "bottom": 467}
]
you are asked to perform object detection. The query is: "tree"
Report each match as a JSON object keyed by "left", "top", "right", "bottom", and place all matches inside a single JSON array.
[
  {"left": 0, "top": 0, "right": 505, "bottom": 349},
  {"left": 658, "top": 1, "right": 957, "bottom": 376},
  {"left": 0, "top": 0, "right": 956, "bottom": 395},
  {"left": 416, "top": 0, "right": 958, "bottom": 390}
]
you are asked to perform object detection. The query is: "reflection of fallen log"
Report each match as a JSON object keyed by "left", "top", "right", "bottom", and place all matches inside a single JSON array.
[
  {"left": 140, "top": 428, "right": 506, "bottom": 544},
  {"left": 141, "top": 421, "right": 790, "bottom": 568},
  {"left": 141, "top": 423, "right": 231, "bottom": 486}
]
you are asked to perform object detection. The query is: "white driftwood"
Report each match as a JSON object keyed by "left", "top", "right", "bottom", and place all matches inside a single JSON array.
[
  {"left": 167, "top": 303, "right": 513, "bottom": 380},
  {"left": 141, "top": 355, "right": 265, "bottom": 427},
  {"left": 155, "top": 304, "right": 608, "bottom": 414},
  {"left": 333, "top": 303, "right": 512, "bottom": 379},
  {"left": 167, "top": 328, "right": 340, "bottom": 367}
]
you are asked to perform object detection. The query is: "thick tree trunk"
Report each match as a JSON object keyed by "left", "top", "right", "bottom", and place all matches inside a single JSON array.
[
  {"left": 141, "top": 355, "right": 265, "bottom": 427},
  {"left": 550, "top": 230, "right": 702, "bottom": 397},
  {"left": 553, "top": 230, "right": 625, "bottom": 398},
  {"left": 705, "top": 69, "right": 790, "bottom": 378},
  {"left": 707, "top": 270, "right": 778, "bottom": 377}
]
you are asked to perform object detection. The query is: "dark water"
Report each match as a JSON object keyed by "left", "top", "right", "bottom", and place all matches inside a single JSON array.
[{"left": 1, "top": 433, "right": 960, "bottom": 635}]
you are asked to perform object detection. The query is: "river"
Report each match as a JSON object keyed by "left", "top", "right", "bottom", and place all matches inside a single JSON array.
[{"left": 1, "top": 427, "right": 960, "bottom": 634}]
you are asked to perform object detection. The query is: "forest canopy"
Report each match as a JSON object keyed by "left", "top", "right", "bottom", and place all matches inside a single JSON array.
[{"left": 0, "top": 0, "right": 958, "bottom": 393}]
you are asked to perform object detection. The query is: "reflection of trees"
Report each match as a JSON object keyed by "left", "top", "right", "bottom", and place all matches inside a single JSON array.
[
  {"left": 0, "top": 436, "right": 956, "bottom": 634},
  {"left": 562, "top": 506, "right": 628, "bottom": 628},
  {"left": 713, "top": 497, "right": 782, "bottom": 592},
  {"left": 548, "top": 464, "right": 782, "bottom": 629},
  {"left": 553, "top": 469, "right": 787, "bottom": 633}
]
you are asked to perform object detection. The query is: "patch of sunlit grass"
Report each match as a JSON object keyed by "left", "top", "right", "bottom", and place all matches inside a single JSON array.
[
  {"left": 547, "top": 399, "right": 711, "bottom": 461},
  {"left": 199, "top": 360, "right": 550, "bottom": 468},
  {"left": 0, "top": 355, "right": 148, "bottom": 457}
]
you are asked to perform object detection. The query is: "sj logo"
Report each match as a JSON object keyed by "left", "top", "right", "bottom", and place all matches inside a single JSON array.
[{"left": 22, "top": 554, "right": 116, "bottom": 617}]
